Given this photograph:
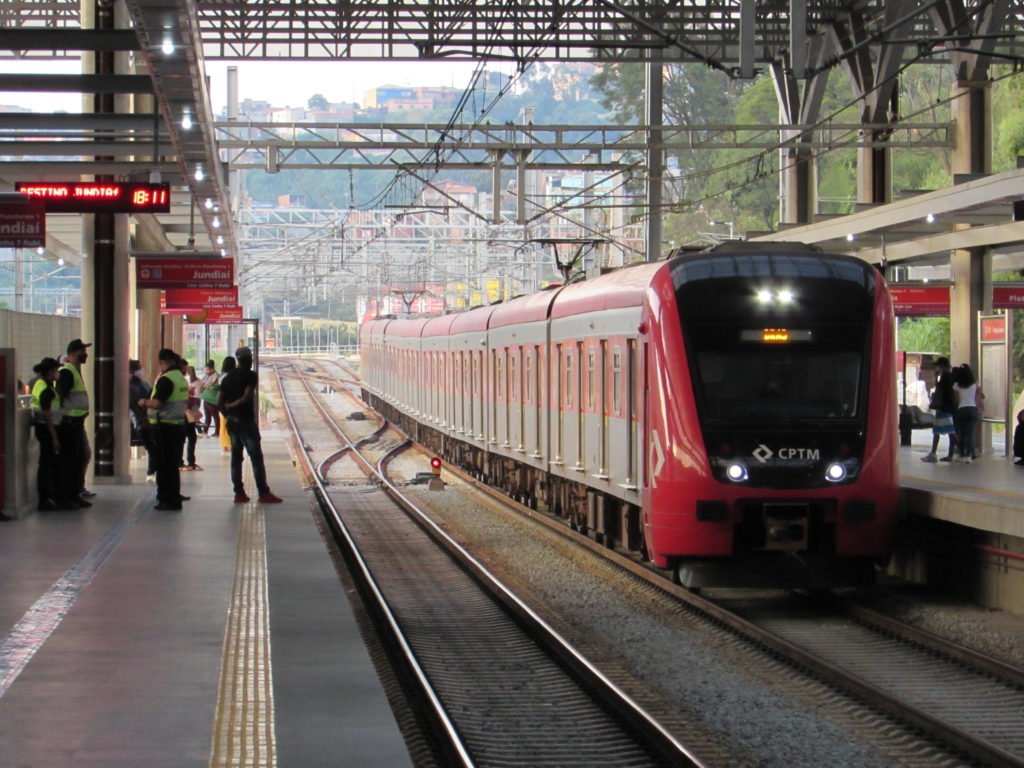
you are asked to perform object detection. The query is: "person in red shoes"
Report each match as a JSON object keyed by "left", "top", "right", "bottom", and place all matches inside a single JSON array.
[{"left": 218, "top": 346, "right": 282, "bottom": 504}]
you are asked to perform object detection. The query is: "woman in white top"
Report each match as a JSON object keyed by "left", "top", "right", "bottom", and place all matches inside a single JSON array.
[{"left": 952, "top": 364, "right": 980, "bottom": 463}]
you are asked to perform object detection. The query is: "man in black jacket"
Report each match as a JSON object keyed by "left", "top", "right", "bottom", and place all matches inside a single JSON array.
[{"left": 218, "top": 347, "right": 282, "bottom": 504}]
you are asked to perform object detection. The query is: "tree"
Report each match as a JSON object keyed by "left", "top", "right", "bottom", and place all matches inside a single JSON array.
[
  {"left": 897, "top": 317, "right": 949, "bottom": 355},
  {"left": 308, "top": 93, "right": 329, "bottom": 112}
]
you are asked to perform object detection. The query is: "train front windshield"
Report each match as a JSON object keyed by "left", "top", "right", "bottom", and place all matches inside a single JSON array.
[
  {"left": 671, "top": 250, "right": 876, "bottom": 427},
  {"left": 692, "top": 329, "right": 864, "bottom": 422}
]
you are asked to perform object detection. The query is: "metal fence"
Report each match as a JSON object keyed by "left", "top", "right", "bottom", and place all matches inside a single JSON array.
[{"left": 262, "top": 344, "right": 359, "bottom": 357}]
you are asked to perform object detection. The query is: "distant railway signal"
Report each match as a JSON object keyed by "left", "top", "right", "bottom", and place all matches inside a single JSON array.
[{"left": 429, "top": 457, "right": 444, "bottom": 491}]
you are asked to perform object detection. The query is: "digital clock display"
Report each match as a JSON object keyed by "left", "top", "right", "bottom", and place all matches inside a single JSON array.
[{"left": 15, "top": 182, "right": 172, "bottom": 213}]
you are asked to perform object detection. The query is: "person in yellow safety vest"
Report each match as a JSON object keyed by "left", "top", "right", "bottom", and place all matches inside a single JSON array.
[
  {"left": 31, "top": 357, "right": 79, "bottom": 512},
  {"left": 137, "top": 348, "right": 191, "bottom": 511},
  {"left": 56, "top": 339, "right": 93, "bottom": 508}
]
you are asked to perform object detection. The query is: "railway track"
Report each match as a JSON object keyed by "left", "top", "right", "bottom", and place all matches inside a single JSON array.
[
  {"left": 273, "top": 361, "right": 706, "bottom": 768},
  {"left": 287, "top": 357, "right": 1024, "bottom": 766},
  {"left": 444, "top": 451, "right": 1024, "bottom": 768}
]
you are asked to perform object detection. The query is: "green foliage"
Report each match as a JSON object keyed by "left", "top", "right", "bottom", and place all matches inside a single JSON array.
[
  {"left": 244, "top": 65, "right": 608, "bottom": 207},
  {"left": 993, "top": 271, "right": 1024, "bottom": 396},
  {"left": 897, "top": 317, "right": 949, "bottom": 355}
]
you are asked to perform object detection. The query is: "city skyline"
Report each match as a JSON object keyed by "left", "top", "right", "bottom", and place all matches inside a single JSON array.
[{"left": 0, "top": 58, "right": 515, "bottom": 114}]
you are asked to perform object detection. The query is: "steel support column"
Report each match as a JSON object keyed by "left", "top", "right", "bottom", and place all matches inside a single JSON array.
[
  {"left": 491, "top": 149, "right": 504, "bottom": 223},
  {"left": 645, "top": 54, "right": 663, "bottom": 262},
  {"left": 949, "top": 80, "right": 993, "bottom": 372}
]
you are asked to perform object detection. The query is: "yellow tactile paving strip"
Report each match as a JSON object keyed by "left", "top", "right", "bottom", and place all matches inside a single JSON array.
[{"left": 209, "top": 503, "right": 277, "bottom": 767}]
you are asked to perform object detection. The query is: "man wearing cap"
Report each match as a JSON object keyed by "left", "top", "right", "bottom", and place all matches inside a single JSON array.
[
  {"left": 137, "top": 349, "right": 189, "bottom": 511},
  {"left": 218, "top": 346, "right": 282, "bottom": 504},
  {"left": 56, "top": 339, "right": 93, "bottom": 508}
]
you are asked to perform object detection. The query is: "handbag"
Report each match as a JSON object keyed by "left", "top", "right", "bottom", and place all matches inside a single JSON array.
[{"left": 200, "top": 383, "right": 220, "bottom": 404}]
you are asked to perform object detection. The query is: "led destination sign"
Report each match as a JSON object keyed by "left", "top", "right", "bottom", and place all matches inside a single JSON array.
[
  {"left": 740, "top": 328, "right": 814, "bottom": 344},
  {"left": 15, "top": 182, "right": 171, "bottom": 213}
]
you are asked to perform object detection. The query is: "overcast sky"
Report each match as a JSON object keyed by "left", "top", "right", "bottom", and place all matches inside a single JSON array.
[{"left": 0, "top": 58, "right": 512, "bottom": 114}]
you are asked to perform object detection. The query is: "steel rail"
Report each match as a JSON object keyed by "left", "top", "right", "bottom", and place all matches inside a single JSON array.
[
  {"left": 332, "top": 346, "right": 1024, "bottom": 768},
  {"left": 293, "top": 358, "right": 708, "bottom": 768},
  {"left": 420, "top": 438, "right": 1024, "bottom": 768},
  {"left": 272, "top": 364, "right": 475, "bottom": 768}
]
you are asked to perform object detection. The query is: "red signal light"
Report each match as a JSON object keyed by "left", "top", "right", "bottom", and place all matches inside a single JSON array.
[{"left": 430, "top": 457, "right": 442, "bottom": 475}]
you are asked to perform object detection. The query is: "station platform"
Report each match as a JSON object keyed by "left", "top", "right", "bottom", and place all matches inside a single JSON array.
[
  {"left": 898, "top": 430, "right": 1024, "bottom": 540},
  {"left": 896, "top": 429, "right": 1024, "bottom": 613},
  {"left": 0, "top": 431, "right": 411, "bottom": 768}
]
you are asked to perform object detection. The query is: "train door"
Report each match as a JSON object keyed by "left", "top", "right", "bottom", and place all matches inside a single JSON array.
[
  {"left": 468, "top": 351, "right": 476, "bottom": 439},
  {"left": 600, "top": 340, "right": 609, "bottom": 476},
  {"left": 555, "top": 344, "right": 565, "bottom": 463},
  {"left": 474, "top": 351, "right": 483, "bottom": 439},
  {"left": 517, "top": 347, "right": 526, "bottom": 451},
  {"left": 642, "top": 341, "right": 649, "bottom": 488},
  {"left": 512, "top": 348, "right": 520, "bottom": 450},
  {"left": 576, "top": 341, "right": 585, "bottom": 469},
  {"left": 459, "top": 349, "right": 465, "bottom": 433},
  {"left": 490, "top": 349, "right": 498, "bottom": 445},
  {"left": 533, "top": 345, "right": 542, "bottom": 457},
  {"left": 627, "top": 340, "right": 637, "bottom": 487},
  {"left": 524, "top": 347, "right": 533, "bottom": 453}
]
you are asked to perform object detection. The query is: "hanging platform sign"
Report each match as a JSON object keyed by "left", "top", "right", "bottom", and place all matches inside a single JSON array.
[
  {"left": 15, "top": 182, "right": 170, "bottom": 213},
  {"left": 889, "top": 285, "right": 950, "bottom": 317},
  {"left": 181, "top": 306, "right": 244, "bottom": 324},
  {"left": 992, "top": 285, "right": 1024, "bottom": 310},
  {"left": 137, "top": 258, "right": 233, "bottom": 289},
  {"left": 0, "top": 196, "right": 45, "bottom": 247},
  {"left": 161, "top": 287, "right": 238, "bottom": 311}
]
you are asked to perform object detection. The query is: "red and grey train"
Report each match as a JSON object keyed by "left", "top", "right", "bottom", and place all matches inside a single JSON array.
[{"left": 360, "top": 242, "right": 899, "bottom": 588}]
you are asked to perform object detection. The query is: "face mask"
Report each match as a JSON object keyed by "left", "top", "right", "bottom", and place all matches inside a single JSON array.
[{"left": 133, "top": 369, "right": 146, "bottom": 380}]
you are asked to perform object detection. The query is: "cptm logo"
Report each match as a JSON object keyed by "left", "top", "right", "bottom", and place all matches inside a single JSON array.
[{"left": 752, "top": 444, "right": 820, "bottom": 463}]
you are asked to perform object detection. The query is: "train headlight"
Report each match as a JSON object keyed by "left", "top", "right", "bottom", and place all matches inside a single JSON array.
[
  {"left": 726, "top": 463, "right": 749, "bottom": 482},
  {"left": 825, "top": 462, "right": 848, "bottom": 483}
]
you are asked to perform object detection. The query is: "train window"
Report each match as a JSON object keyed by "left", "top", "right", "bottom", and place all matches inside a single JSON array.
[
  {"left": 587, "top": 349, "right": 596, "bottom": 410},
  {"left": 613, "top": 348, "right": 622, "bottom": 415},
  {"left": 690, "top": 326, "right": 864, "bottom": 422},
  {"left": 564, "top": 350, "right": 573, "bottom": 408},
  {"left": 512, "top": 352, "right": 520, "bottom": 405},
  {"left": 525, "top": 351, "right": 533, "bottom": 405}
]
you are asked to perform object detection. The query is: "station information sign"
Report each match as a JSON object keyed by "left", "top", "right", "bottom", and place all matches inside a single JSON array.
[
  {"left": 162, "top": 287, "right": 239, "bottom": 310},
  {"left": 15, "top": 182, "right": 171, "bottom": 213},
  {"left": 177, "top": 306, "right": 245, "bottom": 324},
  {"left": 0, "top": 196, "right": 45, "bottom": 247},
  {"left": 889, "top": 285, "right": 950, "bottom": 317},
  {"left": 137, "top": 258, "right": 234, "bottom": 289},
  {"left": 992, "top": 285, "right": 1024, "bottom": 310}
]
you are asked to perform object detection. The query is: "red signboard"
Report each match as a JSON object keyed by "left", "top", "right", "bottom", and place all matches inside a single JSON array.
[
  {"left": 981, "top": 316, "right": 1006, "bottom": 342},
  {"left": 162, "top": 287, "right": 239, "bottom": 310},
  {"left": 178, "top": 306, "right": 245, "bottom": 324},
  {"left": 137, "top": 258, "right": 233, "bottom": 289},
  {"left": 992, "top": 285, "right": 1024, "bottom": 309},
  {"left": 889, "top": 285, "right": 950, "bottom": 317},
  {"left": 0, "top": 197, "right": 45, "bottom": 247},
  {"left": 16, "top": 182, "right": 170, "bottom": 213}
]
